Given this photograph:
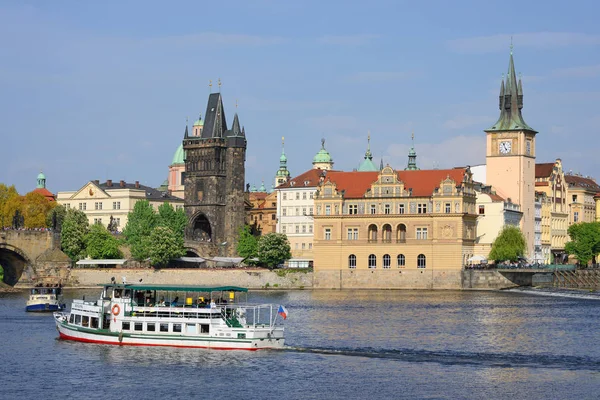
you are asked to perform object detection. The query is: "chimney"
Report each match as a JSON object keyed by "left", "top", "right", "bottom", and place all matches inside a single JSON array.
[
  {"left": 107, "top": 179, "right": 112, "bottom": 187},
  {"left": 120, "top": 180, "right": 125, "bottom": 187},
  {"left": 135, "top": 181, "right": 140, "bottom": 189},
  {"left": 94, "top": 180, "right": 99, "bottom": 185}
]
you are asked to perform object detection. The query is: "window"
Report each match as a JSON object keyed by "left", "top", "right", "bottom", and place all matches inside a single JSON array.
[
  {"left": 418, "top": 203, "right": 427, "bottom": 214},
  {"left": 295, "top": 225, "right": 300, "bottom": 233},
  {"left": 296, "top": 192, "right": 300, "bottom": 200},
  {"left": 397, "top": 254, "right": 405, "bottom": 267},
  {"left": 370, "top": 204, "right": 377, "bottom": 214},
  {"left": 348, "top": 254, "right": 357, "bottom": 268},
  {"left": 173, "top": 324, "right": 182, "bottom": 333},
  {"left": 134, "top": 322, "right": 143, "bottom": 332},
  {"left": 122, "top": 321, "right": 131, "bottom": 330},
  {"left": 283, "top": 208, "right": 287, "bottom": 216},
  {"left": 347, "top": 228, "right": 358, "bottom": 240},
  {"left": 259, "top": 214, "right": 263, "bottom": 221},
  {"left": 69, "top": 314, "right": 74, "bottom": 323},
  {"left": 271, "top": 214, "right": 276, "bottom": 220},
  {"left": 384, "top": 204, "right": 391, "bottom": 214},
  {"left": 94, "top": 202, "right": 102, "bottom": 210},
  {"left": 308, "top": 243, "right": 312, "bottom": 250},
  {"left": 91, "top": 317, "right": 99, "bottom": 329},
  {"left": 282, "top": 226, "right": 287, "bottom": 234},
  {"left": 295, "top": 208, "right": 299, "bottom": 216},
  {"left": 325, "top": 205, "right": 331, "bottom": 215},
  {"left": 416, "top": 227, "right": 428, "bottom": 240},
  {"left": 303, "top": 208, "right": 307, "bottom": 215},
  {"left": 160, "top": 323, "right": 169, "bottom": 332},
  {"left": 348, "top": 204, "right": 358, "bottom": 215},
  {"left": 445, "top": 203, "right": 451, "bottom": 213},
  {"left": 324, "top": 228, "right": 331, "bottom": 240},
  {"left": 479, "top": 205, "right": 485, "bottom": 215},
  {"left": 295, "top": 243, "right": 299, "bottom": 250},
  {"left": 310, "top": 192, "right": 314, "bottom": 199},
  {"left": 398, "top": 204, "right": 405, "bottom": 214},
  {"left": 79, "top": 203, "right": 86, "bottom": 211},
  {"left": 112, "top": 201, "right": 120, "bottom": 209},
  {"left": 283, "top": 193, "right": 287, "bottom": 200},
  {"left": 309, "top": 207, "right": 313, "bottom": 215},
  {"left": 572, "top": 195, "right": 577, "bottom": 202},
  {"left": 147, "top": 323, "right": 156, "bottom": 332},
  {"left": 303, "top": 192, "right": 307, "bottom": 200},
  {"left": 417, "top": 254, "right": 426, "bottom": 268},
  {"left": 302, "top": 243, "right": 306, "bottom": 250},
  {"left": 574, "top": 211, "right": 579, "bottom": 222},
  {"left": 75, "top": 314, "right": 81, "bottom": 325},
  {"left": 383, "top": 254, "right": 391, "bottom": 268},
  {"left": 309, "top": 225, "right": 313, "bottom": 234},
  {"left": 368, "top": 254, "right": 377, "bottom": 268},
  {"left": 82, "top": 316, "right": 89, "bottom": 327},
  {"left": 302, "top": 225, "right": 306, "bottom": 233}
]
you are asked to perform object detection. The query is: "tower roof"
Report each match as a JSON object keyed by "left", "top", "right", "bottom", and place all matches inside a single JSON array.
[
  {"left": 193, "top": 114, "right": 203, "bottom": 126},
  {"left": 486, "top": 48, "right": 536, "bottom": 132},
  {"left": 313, "top": 139, "right": 333, "bottom": 164},
  {"left": 201, "top": 93, "right": 228, "bottom": 138},
  {"left": 357, "top": 134, "right": 378, "bottom": 171},
  {"left": 171, "top": 144, "right": 185, "bottom": 165}
]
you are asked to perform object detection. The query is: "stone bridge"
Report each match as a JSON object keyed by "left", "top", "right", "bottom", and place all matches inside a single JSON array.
[{"left": 0, "top": 230, "right": 70, "bottom": 286}]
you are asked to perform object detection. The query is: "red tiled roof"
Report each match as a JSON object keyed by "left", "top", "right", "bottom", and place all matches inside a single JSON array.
[
  {"left": 32, "top": 188, "right": 56, "bottom": 202},
  {"left": 488, "top": 193, "right": 505, "bottom": 202},
  {"left": 535, "top": 181, "right": 549, "bottom": 186},
  {"left": 535, "top": 163, "right": 554, "bottom": 178},
  {"left": 565, "top": 174, "right": 600, "bottom": 191},
  {"left": 249, "top": 192, "right": 268, "bottom": 201},
  {"left": 325, "top": 168, "right": 468, "bottom": 199},
  {"left": 278, "top": 168, "right": 332, "bottom": 189}
]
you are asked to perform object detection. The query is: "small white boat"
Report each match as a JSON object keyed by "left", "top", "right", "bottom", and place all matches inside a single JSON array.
[
  {"left": 54, "top": 283, "right": 286, "bottom": 350},
  {"left": 26, "top": 286, "right": 65, "bottom": 312}
]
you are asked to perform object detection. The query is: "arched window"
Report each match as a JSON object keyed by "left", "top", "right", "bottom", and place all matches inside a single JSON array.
[
  {"left": 348, "top": 254, "right": 356, "bottom": 269},
  {"left": 397, "top": 254, "right": 405, "bottom": 267},
  {"left": 368, "top": 224, "right": 378, "bottom": 242},
  {"left": 368, "top": 254, "right": 377, "bottom": 268},
  {"left": 382, "top": 224, "right": 392, "bottom": 242},
  {"left": 417, "top": 254, "right": 426, "bottom": 268},
  {"left": 383, "top": 254, "right": 391, "bottom": 268},
  {"left": 396, "top": 224, "right": 407, "bottom": 243}
]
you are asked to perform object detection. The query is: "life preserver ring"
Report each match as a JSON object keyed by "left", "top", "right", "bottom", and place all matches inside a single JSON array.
[{"left": 112, "top": 304, "right": 120, "bottom": 316}]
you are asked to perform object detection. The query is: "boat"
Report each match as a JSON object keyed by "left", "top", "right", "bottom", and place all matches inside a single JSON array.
[
  {"left": 53, "top": 283, "right": 286, "bottom": 350},
  {"left": 26, "top": 285, "right": 65, "bottom": 312}
]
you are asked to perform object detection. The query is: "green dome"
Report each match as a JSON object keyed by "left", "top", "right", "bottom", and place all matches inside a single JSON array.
[
  {"left": 358, "top": 158, "right": 378, "bottom": 172},
  {"left": 37, "top": 171, "right": 46, "bottom": 180},
  {"left": 171, "top": 144, "right": 185, "bottom": 165},
  {"left": 193, "top": 118, "right": 204, "bottom": 127},
  {"left": 313, "top": 148, "right": 332, "bottom": 163}
]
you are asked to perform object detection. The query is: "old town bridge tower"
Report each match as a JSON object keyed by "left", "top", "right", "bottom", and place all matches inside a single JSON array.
[{"left": 183, "top": 93, "right": 247, "bottom": 257}]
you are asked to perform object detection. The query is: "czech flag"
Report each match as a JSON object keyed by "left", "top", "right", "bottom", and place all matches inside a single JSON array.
[{"left": 278, "top": 305, "right": 288, "bottom": 320}]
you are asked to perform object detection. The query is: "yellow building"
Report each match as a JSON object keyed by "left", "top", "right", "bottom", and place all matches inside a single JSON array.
[
  {"left": 56, "top": 180, "right": 184, "bottom": 230},
  {"left": 247, "top": 190, "right": 277, "bottom": 235},
  {"left": 312, "top": 166, "right": 477, "bottom": 279},
  {"left": 565, "top": 173, "right": 600, "bottom": 225}
]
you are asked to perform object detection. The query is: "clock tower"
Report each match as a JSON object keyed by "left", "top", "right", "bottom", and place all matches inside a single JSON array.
[{"left": 485, "top": 48, "right": 537, "bottom": 258}]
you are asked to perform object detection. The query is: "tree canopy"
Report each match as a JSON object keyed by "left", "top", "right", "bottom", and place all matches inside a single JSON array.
[
  {"left": 488, "top": 225, "right": 526, "bottom": 263},
  {"left": 257, "top": 233, "right": 291, "bottom": 268},
  {"left": 565, "top": 222, "right": 600, "bottom": 265},
  {"left": 147, "top": 226, "right": 185, "bottom": 267},
  {"left": 61, "top": 208, "right": 90, "bottom": 261},
  {"left": 122, "top": 200, "right": 158, "bottom": 260},
  {"left": 0, "top": 184, "right": 19, "bottom": 228},
  {"left": 22, "top": 192, "right": 56, "bottom": 228},
  {"left": 85, "top": 223, "right": 123, "bottom": 259},
  {"left": 237, "top": 225, "right": 258, "bottom": 263},
  {"left": 157, "top": 203, "right": 187, "bottom": 239},
  {"left": 46, "top": 204, "right": 67, "bottom": 231}
]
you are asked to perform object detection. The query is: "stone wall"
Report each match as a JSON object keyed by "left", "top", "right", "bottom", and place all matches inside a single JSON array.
[
  {"left": 314, "top": 268, "right": 463, "bottom": 289},
  {"left": 461, "top": 270, "right": 531, "bottom": 289}
]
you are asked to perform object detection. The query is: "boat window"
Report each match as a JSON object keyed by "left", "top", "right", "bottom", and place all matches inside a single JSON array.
[
  {"left": 186, "top": 324, "right": 197, "bottom": 334},
  {"left": 82, "top": 316, "right": 89, "bottom": 327},
  {"left": 122, "top": 322, "right": 131, "bottom": 330},
  {"left": 69, "top": 314, "right": 74, "bottom": 323},
  {"left": 114, "top": 289, "right": 122, "bottom": 298},
  {"left": 134, "top": 322, "right": 143, "bottom": 332},
  {"left": 200, "top": 324, "right": 209, "bottom": 334},
  {"left": 173, "top": 324, "right": 182, "bottom": 333},
  {"left": 91, "top": 317, "right": 99, "bottom": 329},
  {"left": 147, "top": 323, "right": 156, "bottom": 332},
  {"left": 75, "top": 314, "right": 81, "bottom": 325},
  {"left": 160, "top": 323, "right": 169, "bottom": 332},
  {"left": 124, "top": 289, "right": 131, "bottom": 298}
]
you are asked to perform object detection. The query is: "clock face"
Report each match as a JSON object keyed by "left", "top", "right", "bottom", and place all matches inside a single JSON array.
[{"left": 499, "top": 140, "right": 512, "bottom": 154}]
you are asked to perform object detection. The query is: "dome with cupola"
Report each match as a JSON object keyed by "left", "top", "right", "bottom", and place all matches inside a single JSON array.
[
  {"left": 171, "top": 144, "right": 185, "bottom": 165},
  {"left": 312, "top": 138, "right": 334, "bottom": 170}
]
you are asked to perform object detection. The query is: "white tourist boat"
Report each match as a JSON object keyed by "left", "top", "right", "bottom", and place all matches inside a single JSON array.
[
  {"left": 53, "top": 283, "right": 286, "bottom": 350},
  {"left": 26, "top": 285, "right": 65, "bottom": 312}
]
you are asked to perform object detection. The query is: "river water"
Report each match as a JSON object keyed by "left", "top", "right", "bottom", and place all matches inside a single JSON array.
[{"left": 1, "top": 289, "right": 599, "bottom": 400}]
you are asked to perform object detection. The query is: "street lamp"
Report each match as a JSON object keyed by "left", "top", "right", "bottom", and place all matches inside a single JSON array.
[{"left": 219, "top": 241, "right": 227, "bottom": 257}]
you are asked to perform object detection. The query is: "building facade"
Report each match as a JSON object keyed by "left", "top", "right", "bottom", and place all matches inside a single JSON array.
[
  {"left": 56, "top": 180, "right": 184, "bottom": 230},
  {"left": 565, "top": 173, "right": 600, "bottom": 225},
  {"left": 183, "top": 93, "right": 247, "bottom": 257},
  {"left": 312, "top": 166, "right": 477, "bottom": 273},
  {"left": 485, "top": 49, "right": 537, "bottom": 259},
  {"left": 247, "top": 191, "right": 277, "bottom": 235}
]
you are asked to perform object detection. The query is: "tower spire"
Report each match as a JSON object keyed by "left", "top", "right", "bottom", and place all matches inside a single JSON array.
[
  {"left": 364, "top": 131, "right": 373, "bottom": 160},
  {"left": 405, "top": 132, "right": 419, "bottom": 171},
  {"left": 275, "top": 136, "right": 290, "bottom": 187}
]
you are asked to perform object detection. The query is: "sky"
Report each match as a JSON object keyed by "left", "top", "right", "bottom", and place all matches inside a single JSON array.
[{"left": 2, "top": 0, "right": 600, "bottom": 194}]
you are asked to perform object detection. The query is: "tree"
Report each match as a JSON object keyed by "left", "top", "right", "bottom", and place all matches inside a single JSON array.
[
  {"left": 46, "top": 204, "right": 67, "bottom": 231},
  {"left": 85, "top": 223, "right": 123, "bottom": 259},
  {"left": 147, "top": 226, "right": 185, "bottom": 267},
  {"left": 488, "top": 225, "right": 526, "bottom": 263},
  {"left": 257, "top": 233, "right": 291, "bottom": 268},
  {"left": 122, "top": 200, "right": 158, "bottom": 260},
  {"left": 157, "top": 203, "right": 186, "bottom": 239},
  {"left": 61, "top": 208, "right": 90, "bottom": 261},
  {"left": 0, "top": 184, "right": 19, "bottom": 228},
  {"left": 237, "top": 225, "right": 258, "bottom": 262},
  {"left": 565, "top": 222, "right": 600, "bottom": 265},
  {"left": 3, "top": 194, "right": 23, "bottom": 229},
  {"left": 22, "top": 192, "right": 55, "bottom": 228}
]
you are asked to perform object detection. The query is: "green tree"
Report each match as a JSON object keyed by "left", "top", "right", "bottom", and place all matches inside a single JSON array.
[
  {"left": 0, "top": 184, "right": 19, "bottom": 228},
  {"left": 157, "top": 203, "right": 186, "bottom": 239},
  {"left": 237, "top": 225, "right": 258, "bottom": 262},
  {"left": 85, "top": 223, "right": 123, "bottom": 259},
  {"left": 61, "top": 208, "right": 90, "bottom": 261},
  {"left": 488, "top": 225, "right": 526, "bottom": 263},
  {"left": 123, "top": 200, "right": 158, "bottom": 260},
  {"left": 22, "top": 192, "right": 55, "bottom": 228},
  {"left": 565, "top": 222, "right": 600, "bottom": 265},
  {"left": 0, "top": 264, "right": 4, "bottom": 282},
  {"left": 47, "top": 204, "right": 67, "bottom": 230},
  {"left": 147, "top": 226, "right": 185, "bottom": 267},
  {"left": 257, "top": 232, "right": 291, "bottom": 268},
  {"left": 3, "top": 194, "right": 23, "bottom": 228}
]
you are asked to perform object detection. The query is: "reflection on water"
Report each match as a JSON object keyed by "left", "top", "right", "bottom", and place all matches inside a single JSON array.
[{"left": 1, "top": 288, "right": 599, "bottom": 399}]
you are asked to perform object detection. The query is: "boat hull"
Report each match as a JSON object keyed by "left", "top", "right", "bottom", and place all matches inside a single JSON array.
[
  {"left": 54, "top": 316, "right": 284, "bottom": 351},
  {"left": 26, "top": 303, "right": 62, "bottom": 312}
]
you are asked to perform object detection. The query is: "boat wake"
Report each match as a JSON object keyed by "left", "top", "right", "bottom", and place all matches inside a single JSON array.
[
  {"left": 281, "top": 346, "right": 600, "bottom": 371},
  {"left": 505, "top": 287, "right": 600, "bottom": 301}
]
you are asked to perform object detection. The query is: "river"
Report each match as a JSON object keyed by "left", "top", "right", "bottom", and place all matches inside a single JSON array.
[{"left": 1, "top": 289, "right": 599, "bottom": 400}]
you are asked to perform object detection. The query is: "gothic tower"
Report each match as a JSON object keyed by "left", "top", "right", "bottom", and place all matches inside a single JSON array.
[
  {"left": 183, "top": 93, "right": 247, "bottom": 257},
  {"left": 485, "top": 47, "right": 537, "bottom": 258}
]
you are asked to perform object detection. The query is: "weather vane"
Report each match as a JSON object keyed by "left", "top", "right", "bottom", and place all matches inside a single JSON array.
[
  {"left": 209, "top": 80, "right": 212, "bottom": 93},
  {"left": 218, "top": 78, "right": 222, "bottom": 92}
]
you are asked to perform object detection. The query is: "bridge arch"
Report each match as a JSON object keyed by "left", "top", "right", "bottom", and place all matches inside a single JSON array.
[{"left": 0, "top": 243, "right": 32, "bottom": 286}]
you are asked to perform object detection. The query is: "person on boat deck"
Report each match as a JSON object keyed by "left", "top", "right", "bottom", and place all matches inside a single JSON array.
[
  {"left": 158, "top": 297, "right": 165, "bottom": 306},
  {"left": 146, "top": 298, "right": 153, "bottom": 307},
  {"left": 197, "top": 297, "right": 205, "bottom": 307},
  {"left": 171, "top": 297, "right": 179, "bottom": 307},
  {"left": 210, "top": 299, "right": 216, "bottom": 308}
]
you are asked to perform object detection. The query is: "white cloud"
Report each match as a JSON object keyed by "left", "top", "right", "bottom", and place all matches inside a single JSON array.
[
  {"left": 447, "top": 32, "right": 600, "bottom": 54},
  {"left": 443, "top": 115, "right": 493, "bottom": 130},
  {"left": 318, "top": 34, "right": 380, "bottom": 46}
]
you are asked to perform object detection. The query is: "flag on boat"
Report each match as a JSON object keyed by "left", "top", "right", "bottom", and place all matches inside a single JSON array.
[{"left": 278, "top": 305, "right": 288, "bottom": 320}]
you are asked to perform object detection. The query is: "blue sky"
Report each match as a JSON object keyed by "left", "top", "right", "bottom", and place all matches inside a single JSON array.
[{"left": 2, "top": 0, "right": 600, "bottom": 194}]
